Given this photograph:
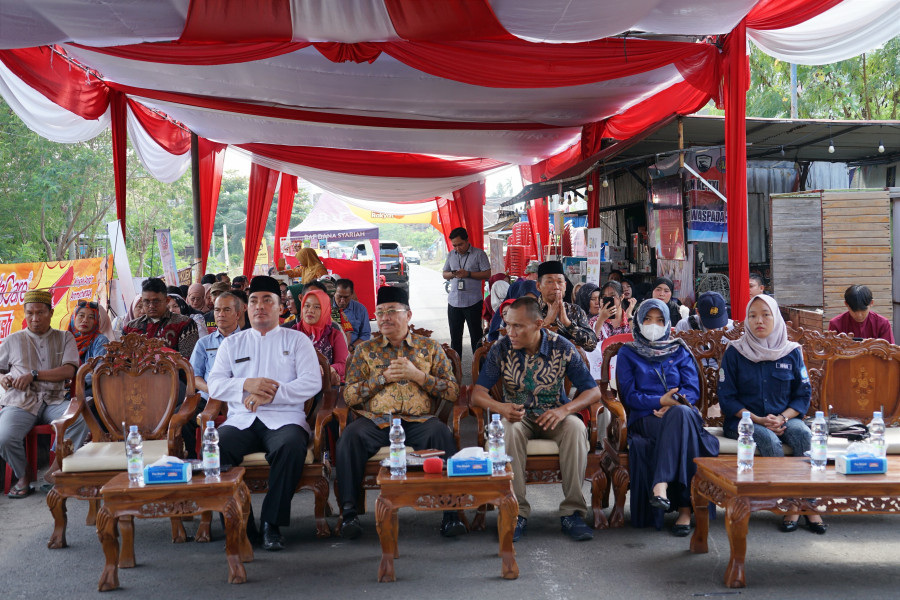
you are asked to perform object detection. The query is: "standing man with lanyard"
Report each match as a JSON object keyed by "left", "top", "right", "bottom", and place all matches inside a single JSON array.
[{"left": 442, "top": 227, "right": 491, "bottom": 359}]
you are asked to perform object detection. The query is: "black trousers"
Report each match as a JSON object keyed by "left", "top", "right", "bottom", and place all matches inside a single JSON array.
[
  {"left": 219, "top": 418, "right": 309, "bottom": 526},
  {"left": 336, "top": 416, "right": 457, "bottom": 512},
  {"left": 448, "top": 299, "right": 483, "bottom": 358}
]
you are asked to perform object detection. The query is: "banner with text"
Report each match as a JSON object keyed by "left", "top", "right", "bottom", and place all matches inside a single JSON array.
[
  {"left": 686, "top": 148, "right": 727, "bottom": 243},
  {"left": 155, "top": 228, "right": 179, "bottom": 286},
  {"left": 0, "top": 256, "right": 113, "bottom": 343}
]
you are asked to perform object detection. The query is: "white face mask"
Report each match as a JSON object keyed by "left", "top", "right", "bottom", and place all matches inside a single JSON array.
[{"left": 642, "top": 323, "right": 667, "bottom": 342}]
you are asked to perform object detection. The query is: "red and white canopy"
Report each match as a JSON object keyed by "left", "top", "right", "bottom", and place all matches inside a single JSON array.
[{"left": 0, "top": 0, "right": 896, "bottom": 313}]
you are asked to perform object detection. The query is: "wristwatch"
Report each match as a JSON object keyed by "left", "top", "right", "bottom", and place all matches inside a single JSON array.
[
  {"left": 377, "top": 375, "right": 386, "bottom": 386},
  {"left": 31, "top": 369, "right": 39, "bottom": 381}
]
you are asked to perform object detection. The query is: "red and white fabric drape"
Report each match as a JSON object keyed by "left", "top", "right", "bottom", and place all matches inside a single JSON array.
[
  {"left": 197, "top": 139, "right": 227, "bottom": 275},
  {"left": 243, "top": 164, "right": 280, "bottom": 279},
  {"left": 273, "top": 174, "right": 298, "bottom": 268}
]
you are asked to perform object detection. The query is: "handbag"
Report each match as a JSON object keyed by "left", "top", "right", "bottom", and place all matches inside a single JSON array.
[{"left": 804, "top": 414, "right": 869, "bottom": 441}]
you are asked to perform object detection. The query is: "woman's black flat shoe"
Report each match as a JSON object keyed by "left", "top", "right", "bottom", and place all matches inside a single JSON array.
[
  {"left": 802, "top": 515, "right": 827, "bottom": 535},
  {"left": 649, "top": 495, "right": 671, "bottom": 512},
  {"left": 671, "top": 523, "right": 693, "bottom": 537},
  {"left": 779, "top": 518, "right": 799, "bottom": 533}
]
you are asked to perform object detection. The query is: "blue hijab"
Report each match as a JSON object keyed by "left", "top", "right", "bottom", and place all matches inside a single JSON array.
[
  {"left": 625, "top": 298, "right": 687, "bottom": 362},
  {"left": 487, "top": 278, "right": 539, "bottom": 341}
]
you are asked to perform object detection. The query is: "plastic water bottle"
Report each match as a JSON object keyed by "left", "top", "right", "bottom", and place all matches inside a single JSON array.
[
  {"left": 125, "top": 425, "right": 143, "bottom": 484},
  {"left": 810, "top": 411, "right": 828, "bottom": 472},
  {"left": 202, "top": 421, "right": 220, "bottom": 478},
  {"left": 389, "top": 418, "right": 406, "bottom": 478},
  {"left": 870, "top": 411, "right": 886, "bottom": 458},
  {"left": 488, "top": 413, "right": 506, "bottom": 475},
  {"left": 737, "top": 412, "right": 755, "bottom": 472}
]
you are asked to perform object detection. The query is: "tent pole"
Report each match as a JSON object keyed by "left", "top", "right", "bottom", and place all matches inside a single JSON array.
[{"left": 190, "top": 132, "right": 203, "bottom": 282}]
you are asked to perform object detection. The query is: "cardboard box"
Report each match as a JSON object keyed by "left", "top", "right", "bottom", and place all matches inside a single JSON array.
[
  {"left": 836, "top": 455, "right": 887, "bottom": 475},
  {"left": 143, "top": 462, "right": 193, "bottom": 484},
  {"left": 447, "top": 455, "right": 493, "bottom": 477}
]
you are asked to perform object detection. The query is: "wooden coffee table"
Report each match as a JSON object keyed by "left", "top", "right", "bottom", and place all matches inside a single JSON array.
[
  {"left": 96, "top": 468, "right": 253, "bottom": 592},
  {"left": 691, "top": 456, "right": 900, "bottom": 588},
  {"left": 374, "top": 466, "right": 518, "bottom": 582}
]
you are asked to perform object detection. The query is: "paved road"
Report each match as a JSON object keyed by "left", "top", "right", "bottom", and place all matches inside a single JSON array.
[{"left": 4, "top": 271, "right": 900, "bottom": 598}]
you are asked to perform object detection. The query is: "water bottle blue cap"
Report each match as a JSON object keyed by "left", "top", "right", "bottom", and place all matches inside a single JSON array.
[
  {"left": 742, "top": 411, "right": 750, "bottom": 418},
  {"left": 206, "top": 421, "right": 215, "bottom": 428},
  {"left": 874, "top": 411, "right": 882, "bottom": 418},
  {"left": 129, "top": 425, "right": 138, "bottom": 432},
  {"left": 492, "top": 413, "right": 501, "bottom": 421},
  {"left": 815, "top": 411, "right": 824, "bottom": 418},
  {"left": 392, "top": 418, "right": 401, "bottom": 426}
]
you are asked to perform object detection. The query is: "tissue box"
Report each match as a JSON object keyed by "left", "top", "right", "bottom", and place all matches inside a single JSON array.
[
  {"left": 447, "top": 447, "right": 493, "bottom": 477},
  {"left": 836, "top": 455, "right": 887, "bottom": 475},
  {"left": 143, "top": 462, "right": 193, "bottom": 484}
]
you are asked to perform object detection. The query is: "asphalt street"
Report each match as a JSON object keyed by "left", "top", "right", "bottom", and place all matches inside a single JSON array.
[{"left": 2, "top": 264, "right": 900, "bottom": 598}]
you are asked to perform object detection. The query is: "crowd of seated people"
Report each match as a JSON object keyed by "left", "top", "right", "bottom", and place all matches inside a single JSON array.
[{"left": 7, "top": 253, "right": 897, "bottom": 552}]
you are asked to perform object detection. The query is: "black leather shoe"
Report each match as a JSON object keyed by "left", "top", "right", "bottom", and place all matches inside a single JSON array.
[
  {"left": 341, "top": 515, "right": 363, "bottom": 540},
  {"left": 262, "top": 522, "right": 284, "bottom": 551},
  {"left": 671, "top": 523, "right": 693, "bottom": 537},
  {"left": 779, "top": 518, "right": 799, "bottom": 533},
  {"left": 649, "top": 495, "right": 671, "bottom": 512},
  {"left": 802, "top": 515, "right": 827, "bottom": 535},
  {"left": 440, "top": 515, "right": 467, "bottom": 538}
]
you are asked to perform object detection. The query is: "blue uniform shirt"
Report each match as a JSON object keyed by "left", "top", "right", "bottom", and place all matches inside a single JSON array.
[
  {"left": 335, "top": 298, "right": 371, "bottom": 345},
  {"left": 190, "top": 326, "right": 239, "bottom": 399},
  {"left": 718, "top": 346, "right": 811, "bottom": 435},
  {"left": 616, "top": 345, "right": 701, "bottom": 426}
]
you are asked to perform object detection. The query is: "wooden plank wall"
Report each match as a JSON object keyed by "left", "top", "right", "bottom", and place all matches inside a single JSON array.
[
  {"left": 770, "top": 193, "right": 824, "bottom": 308},
  {"left": 822, "top": 190, "right": 892, "bottom": 326}
]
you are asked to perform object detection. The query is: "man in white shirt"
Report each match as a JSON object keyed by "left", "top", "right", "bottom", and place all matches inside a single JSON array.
[{"left": 208, "top": 276, "right": 322, "bottom": 552}]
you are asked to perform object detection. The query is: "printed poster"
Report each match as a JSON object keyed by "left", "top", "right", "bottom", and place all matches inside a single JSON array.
[
  {"left": 155, "top": 228, "right": 179, "bottom": 286},
  {"left": 686, "top": 148, "right": 728, "bottom": 243},
  {"left": 586, "top": 228, "right": 603, "bottom": 285},
  {"left": 0, "top": 256, "right": 113, "bottom": 343},
  {"left": 647, "top": 175, "right": 686, "bottom": 260}
]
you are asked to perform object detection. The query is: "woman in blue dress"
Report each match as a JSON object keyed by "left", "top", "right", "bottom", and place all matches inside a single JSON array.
[
  {"left": 719, "top": 293, "right": 826, "bottom": 534},
  {"left": 616, "top": 299, "right": 718, "bottom": 534}
]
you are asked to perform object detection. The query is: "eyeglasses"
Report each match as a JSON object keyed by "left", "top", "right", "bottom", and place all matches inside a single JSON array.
[
  {"left": 77, "top": 300, "right": 99, "bottom": 309},
  {"left": 375, "top": 308, "right": 407, "bottom": 318}
]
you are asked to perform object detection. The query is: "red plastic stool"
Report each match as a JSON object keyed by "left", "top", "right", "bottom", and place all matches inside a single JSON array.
[{"left": 3, "top": 424, "right": 56, "bottom": 494}]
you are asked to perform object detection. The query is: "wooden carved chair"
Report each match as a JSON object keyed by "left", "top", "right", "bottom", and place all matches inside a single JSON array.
[
  {"left": 331, "top": 326, "right": 468, "bottom": 527},
  {"left": 469, "top": 339, "right": 609, "bottom": 530},
  {"left": 196, "top": 351, "right": 336, "bottom": 538},
  {"left": 47, "top": 334, "right": 200, "bottom": 556}
]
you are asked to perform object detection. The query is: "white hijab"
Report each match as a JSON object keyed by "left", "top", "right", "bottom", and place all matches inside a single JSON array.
[
  {"left": 729, "top": 294, "right": 800, "bottom": 363},
  {"left": 491, "top": 280, "right": 510, "bottom": 312}
]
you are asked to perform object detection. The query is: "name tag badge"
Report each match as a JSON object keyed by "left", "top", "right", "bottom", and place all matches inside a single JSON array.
[
  {"left": 235, "top": 356, "right": 251, "bottom": 363},
  {"left": 775, "top": 363, "right": 791, "bottom": 370},
  {"left": 457, "top": 279, "right": 465, "bottom": 290},
  {"left": 283, "top": 350, "right": 290, "bottom": 356}
]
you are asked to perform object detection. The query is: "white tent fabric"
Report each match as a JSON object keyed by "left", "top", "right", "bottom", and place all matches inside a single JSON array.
[
  {"left": 337, "top": 195, "right": 439, "bottom": 215},
  {"left": 748, "top": 0, "right": 900, "bottom": 65},
  {"left": 0, "top": 56, "right": 109, "bottom": 143},
  {"left": 126, "top": 105, "right": 190, "bottom": 183}
]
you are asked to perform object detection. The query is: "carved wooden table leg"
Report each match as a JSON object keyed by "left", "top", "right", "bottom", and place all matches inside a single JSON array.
[
  {"left": 86, "top": 499, "right": 99, "bottom": 526},
  {"left": 723, "top": 497, "right": 751, "bottom": 588},
  {"left": 590, "top": 470, "right": 610, "bottom": 530},
  {"left": 195, "top": 511, "right": 212, "bottom": 543},
  {"left": 223, "top": 494, "right": 247, "bottom": 584},
  {"left": 375, "top": 495, "right": 397, "bottom": 583},
  {"left": 690, "top": 476, "right": 709, "bottom": 554},
  {"left": 471, "top": 504, "right": 488, "bottom": 531},
  {"left": 608, "top": 465, "right": 629, "bottom": 528},
  {"left": 237, "top": 483, "right": 254, "bottom": 563},
  {"left": 170, "top": 516, "right": 188, "bottom": 543},
  {"left": 118, "top": 516, "right": 136, "bottom": 568},
  {"left": 497, "top": 492, "right": 519, "bottom": 580},
  {"left": 96, "top": 507, "right": 120, "bottom": 592},
  {"left": 46, "top": 487, "right": 68, "bottom": 549}
]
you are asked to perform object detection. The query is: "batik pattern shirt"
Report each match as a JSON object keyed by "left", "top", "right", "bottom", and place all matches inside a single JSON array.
[
  {"left": 344, "top": 330, "right": 459, "bottom": 428},
  {"left": 123, "top": 311, "right": 199, "bottom": 360},
  {"left": 537, "top": 297, "right": 598, "bottom": 351},
  {"left": 476, "top": 329, "right": 596, "bottom": 416}
]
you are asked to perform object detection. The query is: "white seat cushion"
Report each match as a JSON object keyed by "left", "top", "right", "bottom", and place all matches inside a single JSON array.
[
  {"left": 62, "top": 440, "right": 170, "bottom": 473},
  {"left": 242, "top": 448, "right": 315, "bottom": 467},
  {"left": 705, "top": 425, "right": 900, "bottom": 456},
  {"left": 368, "top": 446, "right": 414, "bottom": 462},
  {"left": 483, "top": 439, "right": 560, "bottom": 456}
]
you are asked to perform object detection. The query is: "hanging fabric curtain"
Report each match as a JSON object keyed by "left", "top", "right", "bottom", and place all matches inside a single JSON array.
[
  {"left": 198, "top": 138, "right": 227, "bottom": 274},
  {"left": 527, "top": 198, "right": 550, "bottom": 261},
  {"left": 273, "top": 173, "right": 298, "bottom": 268},
  {"left": 436, "top": 197, "right": 462, "bottom": 251},
  {"left": 586, "top": 171, "right": 600, "bottom": 229},
  {"left": 109, "top": 90, "right": 128, "bottom": 235},
  {"left": 243, "top": 163, "right": 280, "bottom": 279},
  {"left": 724, "top": 20, "right": 750, "bottom": 320},
  {"left": 451, "top": 180, "right": 486, "bottom": 250}
]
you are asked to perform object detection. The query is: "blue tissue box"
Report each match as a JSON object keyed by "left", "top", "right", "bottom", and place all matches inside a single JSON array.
[
  {"left": 447, "top": 456, "right": 492, "bottom": 477},
  {"left": 836, "top": 455, "right": 887, "bottom": 475},
  {"left": 143, "top": 462, "right": 192, "bottom": 484}
]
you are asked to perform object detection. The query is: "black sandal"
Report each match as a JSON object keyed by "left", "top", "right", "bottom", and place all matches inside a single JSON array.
[
  {"left": 802, "top": 515, "right": 827, "bottom": 535},
  {"left": 7, "top": 484, "right": 33, "bottom": 499}
]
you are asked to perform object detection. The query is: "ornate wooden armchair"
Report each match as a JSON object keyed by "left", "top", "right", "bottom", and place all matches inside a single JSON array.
[
  {"left": 195, "top": 351, "right": 336, "bottom": 538},
  {"left": 47, "top": 334, "right": 200, "bottom": 553},
  {"left": 331, "top": 326, "right": 467, "bottom": 527},
  {"left": 469, "top": 339, "right": 609, "bottom": 529}
]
